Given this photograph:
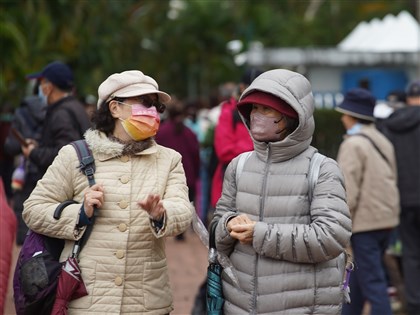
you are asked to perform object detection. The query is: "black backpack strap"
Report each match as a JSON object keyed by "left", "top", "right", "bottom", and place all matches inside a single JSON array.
[
  {"left": 209, "top": 220, "right": 218, "bottom": 250},
  {"left": 54, "top": 200, "right": 78, "bottom": 220},
  {"left": 70, "top": 140, "right": 98, "bottom": 258},
  {"left": 353, "top": 133, "right": 391, "bottom": 167},
  {"left": 71, "top": 140, "right": 96, "bottom": 186},
  {"left": 53, "top": 141, "right": 95, "bottom": 220}
]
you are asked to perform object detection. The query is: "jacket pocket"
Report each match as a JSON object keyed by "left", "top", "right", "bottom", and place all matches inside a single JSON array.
[
  {"left": 143, "top": 259, "right": 172, "bottom": 310},
  {"left": 69, "top": 257, "right": 97, "bottom": 309}
]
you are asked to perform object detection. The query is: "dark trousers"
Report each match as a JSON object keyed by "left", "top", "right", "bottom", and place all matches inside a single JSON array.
[
  {"left": 400, "top": 206, "right": 420, "bottom": 315},
  {"left": 13, "top": 178, "right": 38, "bottom": 245},
  {"left": 342, "top": 229, "right": 392, "bottom": 315}
]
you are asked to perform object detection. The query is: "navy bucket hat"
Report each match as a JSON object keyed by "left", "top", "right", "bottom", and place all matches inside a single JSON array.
[{"left": 336, "top": 88, "right": 376, "bottom": 121}]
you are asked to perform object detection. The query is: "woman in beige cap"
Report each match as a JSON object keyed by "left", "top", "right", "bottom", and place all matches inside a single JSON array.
[{"left": 23, "top": 70, "right": 193, "bottom": 314}]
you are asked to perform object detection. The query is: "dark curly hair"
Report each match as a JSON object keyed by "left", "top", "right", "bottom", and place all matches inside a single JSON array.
[
  {"left": 284, "top": 116, "right": 299, "bottom": 136},
  {"left": 92, "top": 96, "right": 166, "bottom": 136},
  {"left": 91, "top": 97, "right": 124, "bottom": 136}
]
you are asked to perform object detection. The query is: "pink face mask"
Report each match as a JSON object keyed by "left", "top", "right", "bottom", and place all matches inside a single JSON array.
[
  {"left": 119, "top": 104, "right": 160, "bottom": 141},
  {"left": 250, "top": 112, "right": 286, "bottom": 142}
]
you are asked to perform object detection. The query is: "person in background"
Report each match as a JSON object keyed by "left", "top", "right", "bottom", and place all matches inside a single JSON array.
[
  {"left": 4, "top": 81, "right": 46, "bottom": 244},
  {"left": 0, "top": 176, "right": 17, "bottom": 314},
  {"left": 23, "top": 70, "right": 193, "bottom": 314},
  {"left": 198, "top": 82, "right": 237, "bottom": 226},
  {"left": 81, "top": 94, "right": 97, "bottom": 120},
  {"left": 210, "top": 68, "right": 263, "bottom": 213},
  {"left": 336, "top": 88, "right": 400, "bottom": 315},
  {"left": 21, "top": 61, "right": 91, "bottom": 180},
  {"left": 191, "top": 69, "right": 263, "bottom": 315},
  {"left": 377, "top": 80, "right": 420, "bottom": 315},
  {"left": 155, "top": 97, "right": 200, "bottom": 241},
  {"left": 0, "top": 103, "right": 15, "bottom": 204},
  {"left": 211, "top": 69, "right": 351, "bottom": 314},
  {"left": 374, "top": 90, "right": 406, "bottom": 126}
]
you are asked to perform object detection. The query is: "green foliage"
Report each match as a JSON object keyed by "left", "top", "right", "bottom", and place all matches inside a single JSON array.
[{"left": 0, "top": 0, "right": 415, "bottom": 107}]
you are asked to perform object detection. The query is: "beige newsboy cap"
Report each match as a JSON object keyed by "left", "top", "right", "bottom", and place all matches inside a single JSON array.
[{"left": 97, "top": 70, "right": 171, "bottom": 108}]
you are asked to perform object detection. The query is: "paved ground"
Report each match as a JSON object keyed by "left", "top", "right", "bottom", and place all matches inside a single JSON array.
[
  {"left": 3, "top": 228, "right": 406, "bottom": 315},
  {"left": 4, "top": 227, "right": 208, "bottom": 315}
]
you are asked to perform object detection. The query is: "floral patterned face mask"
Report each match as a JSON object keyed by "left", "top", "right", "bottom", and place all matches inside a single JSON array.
[{"left": 118, "top": 103, "right": 160, "bottom": 141}]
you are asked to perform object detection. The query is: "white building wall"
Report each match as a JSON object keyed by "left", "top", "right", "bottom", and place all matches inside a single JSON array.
[{"left": 306, "top": 67, "right": 343, "bottom": 109}]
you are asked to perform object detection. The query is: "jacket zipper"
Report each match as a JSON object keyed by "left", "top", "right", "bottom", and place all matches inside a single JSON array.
[{"left": 251, "top": 144, "right": 271, "bottom": 314}]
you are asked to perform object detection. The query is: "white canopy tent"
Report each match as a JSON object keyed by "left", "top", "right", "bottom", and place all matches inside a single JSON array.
[{"left": 338, "top": 10, "right": 420, "bottom": 53}]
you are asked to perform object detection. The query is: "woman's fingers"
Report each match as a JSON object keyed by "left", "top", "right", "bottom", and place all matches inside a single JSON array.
[
  {"left": 83, "top": 184, "right": 104, "bottom": 217},
  {"left": 230, "top": 223, "right": 254, "bottom": 232},
  {"left": 138, "top": 194, "right": 164, "bottom": 218}
]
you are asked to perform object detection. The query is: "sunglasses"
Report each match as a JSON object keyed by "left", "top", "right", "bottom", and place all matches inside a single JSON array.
[{"left": 114, "top": 96, "right": 166, "bottom": 113}]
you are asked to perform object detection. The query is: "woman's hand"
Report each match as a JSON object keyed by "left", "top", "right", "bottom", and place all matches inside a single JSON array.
[
  {"left": 227, "top": 214, "right": 256, "bottom": 245},
  {"left": 138, "top": 194, "right": 166, "bottom": 221},
  {"left": 83, "top": 184, "right": 104, "bottom": 217}
]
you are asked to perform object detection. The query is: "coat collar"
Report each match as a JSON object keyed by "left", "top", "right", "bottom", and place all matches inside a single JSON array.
[{"left": 84, "top": 129, "right": 157, "bottom": 161}]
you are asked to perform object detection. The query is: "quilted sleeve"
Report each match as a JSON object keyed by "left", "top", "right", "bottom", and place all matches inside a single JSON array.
[
  {"left": 158, "top": 150, "right": 193, "bottom": 238},
  {"left": 23, "top": 144, "right": 87, "bottom": 240}
]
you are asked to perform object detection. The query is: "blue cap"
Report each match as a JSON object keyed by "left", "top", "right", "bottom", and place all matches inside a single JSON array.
[
  {"left": 336, "top": 88, "right": 376, "bottom": 121},
  {"left": 26, "top": 61, "right": 74, "bottom": 90},
  {"left": 406, "top": 80, "right": 420, "bottom": 97}
]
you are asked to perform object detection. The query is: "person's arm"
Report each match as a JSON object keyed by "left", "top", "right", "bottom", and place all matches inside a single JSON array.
[
  {"left": 23, "top": 144, "right": 87, "bottom": 240},
  {"left": 336, "top": 139, "right": 364, "bottom": 212},
  {"left": 252, "top": 159, "right": 352, "bottom": 263},
  {"left": 148, "top": 151, "right": 193, "bottom": 238},
  {"left": 211, "top": 159, "right": 241, "bottom": 256},
  {"left": 29, "top": 107, "right": 83, "bottom": 170},
  {"left": 4, "top": 111, "right": 25, "bottom": 156}
]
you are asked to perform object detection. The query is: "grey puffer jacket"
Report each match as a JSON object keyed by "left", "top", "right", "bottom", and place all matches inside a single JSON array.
[{"left": 212, "top": 69, "right": 352, "bottom": 315}]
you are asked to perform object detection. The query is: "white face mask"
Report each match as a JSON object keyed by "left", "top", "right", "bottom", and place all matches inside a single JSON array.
[
  {"left": 38, "top": 86, "right": 48, "bottom": 105},
  {"left": 250, "top": 112, "right": 286, "bottom": 142}
]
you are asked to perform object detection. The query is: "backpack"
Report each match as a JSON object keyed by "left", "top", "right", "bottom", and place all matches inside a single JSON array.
[
  {"left": 13, "top": 140, "right": 96, "bottom": 315},
  {"left": 235, "top": 151, "right": 325, "bottom": 202}
]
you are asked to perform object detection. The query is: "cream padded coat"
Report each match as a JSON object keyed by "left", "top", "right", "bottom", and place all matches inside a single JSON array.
[{"left": 23, "top": 129, "right": 193, "bottom": 314}]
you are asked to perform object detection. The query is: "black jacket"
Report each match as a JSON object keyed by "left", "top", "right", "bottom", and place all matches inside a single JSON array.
[
  {"left": 4, "top": 96, "right": 46, "bottom": 181},
  {"left": 378, "top": 105, "right": 420, "bottom": 207},
  {"left": 4, "top": 96, "right": 46, "bottom": 156},
  {"left": 29, "top": 95, "right": 91, "bottom": 177}
]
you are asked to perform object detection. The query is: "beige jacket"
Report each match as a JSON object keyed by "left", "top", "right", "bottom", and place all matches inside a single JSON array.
[
  {"left": 23, "top": 129, "right": 193, "bottom": 314},
  {"left": 337, "top": 124, "right": 400, "bottom": 233}
]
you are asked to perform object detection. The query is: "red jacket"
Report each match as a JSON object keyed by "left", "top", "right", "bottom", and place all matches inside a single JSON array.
[
  {"left": 0, "top": 178, "right": 17, "bottom": 313},
  {"left": 211, "top": 97, "right": 253, "bottom": 207}
]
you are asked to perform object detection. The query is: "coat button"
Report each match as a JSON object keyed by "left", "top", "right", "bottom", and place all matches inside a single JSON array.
[
  {"left": 116, "top": 250, "right": 125, "bottom": 259},
  {"left": 120, "top": 175, "right": 130, "bottom": 184},
  {"left": 120, "top": 156, "right": 129, "bottom": 163},
  {"left": 114, "top": 276, "right": 123, "bottom": 286},
  {"left": 119, "top": 200, "right": 128, "bottom": 209},
  {"left": 118, "top": 223, "right": 127, "bottom": 232}
]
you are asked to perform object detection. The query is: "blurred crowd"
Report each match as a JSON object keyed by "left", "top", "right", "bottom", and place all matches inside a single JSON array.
[{"left": 0, "top": 60, "right": 419, "bottom": 315}]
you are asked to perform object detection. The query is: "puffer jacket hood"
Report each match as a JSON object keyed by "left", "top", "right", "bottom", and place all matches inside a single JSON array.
[{"left": 237, "top": 69, "right": 315, "bottom": 161}]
